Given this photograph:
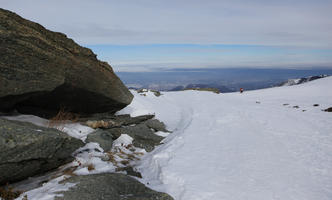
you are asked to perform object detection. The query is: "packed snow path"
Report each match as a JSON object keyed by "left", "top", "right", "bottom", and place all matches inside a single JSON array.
[{"left": 119, "top": 77, "right": 332, "bottom": 200}]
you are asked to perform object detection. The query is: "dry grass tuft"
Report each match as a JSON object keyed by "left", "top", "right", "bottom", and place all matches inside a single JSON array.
[
  {"left": 127, "top": 154, "right": 139, "bottom": 161},
  {"left": 120, "top": 160, "right": 130, "bottom": 166},
  {"left": 62, "top": 166, "right": 78, "bottom": 177},
  {"left": 0, "top": 185, "right": 23, "bottom": 200},
  {"left": 87, "top": 164, "right": 95, "bottom": 171},
  {"left": 86, "top": 120, "right": 108, "bottom": 129},
  {"left": 115, "top": 167, "right": 125, "bottom": 172},
  {"left": 48, "top": 107, "right": 79, "bottom": 131},
  {"left": 106, "top": 151, "right": 118, "bottom": 167},
  {"left": 85, "top": 119, "right": 121, "bottom": 129}
]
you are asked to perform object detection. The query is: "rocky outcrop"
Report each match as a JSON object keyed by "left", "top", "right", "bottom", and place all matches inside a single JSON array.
[
  {"left": 104, "top": 124, "right": 164, "bottom": 152},
  {"left": 0, "top": 118, "right": 84, "bottom": 185},
  {"left": 55, "top": 173, "right": 174, "bottom": 200},
  {"left": 82, "top": 114, "right": 168, "bottom": 152},
  {"left": 0, "top": 8, "right": 133, "bottom": 118},
  {"left": 324, "top": 107, "right": 332, "bottom": 112}
]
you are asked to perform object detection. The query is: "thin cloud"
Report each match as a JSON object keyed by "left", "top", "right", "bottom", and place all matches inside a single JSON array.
[
  {"left": 1, "top": 0, "right": 331, "bottom": 47},
  {"left": 1, "top": 0, "right": 331, "bottom": 71}
]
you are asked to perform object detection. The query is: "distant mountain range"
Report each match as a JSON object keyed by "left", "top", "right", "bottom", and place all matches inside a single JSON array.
[
  {"left": 128, "top": 74, "right": 330, "bottom": 93},
  {"left": 168, "top": 83, "right": 234, "bottom": 93},
  {"left": 128, "top": 83, "right": 234, "bottom": 93},
  {"left": 118, "top": 68, "right": 332, "bottom": 93},
  {"left": 278, "top": 75, "right": 329, "bottom": 86}
]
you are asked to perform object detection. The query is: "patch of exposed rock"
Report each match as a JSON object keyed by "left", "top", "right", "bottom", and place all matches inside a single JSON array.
[
  {"left": 81, "top": 114, "right": 155, "bottom": 128},
  {"left": 106, "top": 124, "right": 165, "bottom": 152},
  {"left": 84, "top": 114, "right": 169, "bottom": 152},
  {"left": 144, "top": 119, "right": 169, "bottom": 132},
  {"left": 55, "top": 173, "right": 174, "bottom": 200},
  {"left": 86, "top": 129, "right": 114, "bottom": 151},
  {"left": 0, "top": 118, "right": 84, "bottom": 185}
]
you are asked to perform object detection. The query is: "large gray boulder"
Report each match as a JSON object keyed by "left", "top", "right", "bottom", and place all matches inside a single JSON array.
[
  {"left": 55, "top": 173, "right": 174, "bottom": 200},
  {"left": 0, "top": 118, "right": 84, "bottom": 185},
  {"left": 0, "top": 8, "right": 133, "bottom": 118}
]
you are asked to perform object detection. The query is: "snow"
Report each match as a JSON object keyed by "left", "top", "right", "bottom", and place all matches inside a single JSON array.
[
  {"left": 154, "top": 131, "right": 171, "bottom": 137},
  {"left": 72, "top": 142, "right": 115, "bottom": 176},
  {"left": 119, "top": 77, "right": 332, "bottom": 200},
  {"left": 281, "top": 78, "right": 301, "bottom": 86},
  {"left": 72, "top": 136, "right": 145, "bottom": 176},
  {"left": 3, "top": 77, "right": 332, "bottom": 200},
  {"left": 112, "top": 134, "right": 134, "bottom": 147}
]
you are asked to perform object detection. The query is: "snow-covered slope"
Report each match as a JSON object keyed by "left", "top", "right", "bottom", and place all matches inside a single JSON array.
[
  {"left": 118, "top": 77, "right": 332, "bottom": 200},
  {"left": 279, "top": 74, "right": 329, "bottom": 86}
]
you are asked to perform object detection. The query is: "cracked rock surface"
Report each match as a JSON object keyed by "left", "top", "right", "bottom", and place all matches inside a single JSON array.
[
  {"left": 55, "top": 173, "right": 174, "bottom": 200},
  {"left": 0, "top": 118, "right": 84, "bottom": 185}
]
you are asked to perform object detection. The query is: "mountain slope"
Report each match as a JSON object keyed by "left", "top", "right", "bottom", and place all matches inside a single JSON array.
[
  {"left": 279, "top": 75, "right": 329, "bottom": 86},
  {"left": 118, "top": 77, "right": 332, "bottom": 200}
]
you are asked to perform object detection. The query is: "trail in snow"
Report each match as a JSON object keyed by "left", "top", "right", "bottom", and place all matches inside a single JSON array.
[
  {"left": 120, "top": 78, "right": 332, "bottom": 200},
  {"left": 118, "top": 91, "right": 195, "bottom": 197}
]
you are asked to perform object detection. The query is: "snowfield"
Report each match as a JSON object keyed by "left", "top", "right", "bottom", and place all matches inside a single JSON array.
[
  {"left": 2, "top": 77, "right": 331, "bottom": 200},
  {"left": 119, "top": 77, "right": 332, "bottom": 200}
]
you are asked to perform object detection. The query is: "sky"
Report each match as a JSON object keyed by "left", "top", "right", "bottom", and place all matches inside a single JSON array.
[{"left": 1, "top": 0, "right": 332, "bottom": 72}]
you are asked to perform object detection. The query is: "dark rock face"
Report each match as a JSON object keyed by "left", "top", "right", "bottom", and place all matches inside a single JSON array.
[
  {"left": 0, "top": 8, "right": 133, "bottom": 118},
  {"left": 55, "top": 173, "right": 174, "bottom": 200},
  {"left": 0, "top": 118, "right": 84, "bottom": 185},
  {"left": 324, "top": 107, "right": 332, "bottom": 112}
]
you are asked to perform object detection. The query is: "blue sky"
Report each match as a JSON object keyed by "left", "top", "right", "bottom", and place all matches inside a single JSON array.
[
  {"left": 87, "top": 44, "right": 332, "bottom": 72},
  {"left": 1, "top": 0, "right": 332, "bottom": 71}
]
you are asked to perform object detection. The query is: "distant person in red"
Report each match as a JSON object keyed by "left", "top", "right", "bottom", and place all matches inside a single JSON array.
[{"left": 240, "top": 88, "right": 244, "bottom": 93}]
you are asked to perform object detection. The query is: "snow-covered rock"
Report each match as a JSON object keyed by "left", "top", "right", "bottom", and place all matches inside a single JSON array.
[{"left": 279, "top": 74, "right": 329, "bottom": 86}]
